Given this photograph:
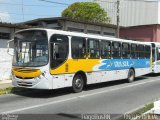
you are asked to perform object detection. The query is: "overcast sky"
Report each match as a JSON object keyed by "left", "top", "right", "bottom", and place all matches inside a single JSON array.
[{"left": 0, "top": 0, "right": 93, "bottom": 23}]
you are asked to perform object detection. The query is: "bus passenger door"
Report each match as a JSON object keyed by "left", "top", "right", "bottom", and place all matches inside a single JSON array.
[
  {"left": 154, "top": 47, "right": 160, "bottom": 73},
  {"left": 51, "top": 43, "right": 65, "bottom": 88},
  {"left": 50, "top": 35, "right": 69, "bottom": 89}
]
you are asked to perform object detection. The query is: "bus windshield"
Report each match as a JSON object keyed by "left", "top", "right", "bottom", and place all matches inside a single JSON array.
[{"left": 13, "top": 30, "right": 48, "bottom": 67}]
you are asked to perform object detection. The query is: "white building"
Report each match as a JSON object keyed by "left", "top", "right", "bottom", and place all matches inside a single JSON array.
[
  {"left": 0, "top": 23, "right": 28, "bottom": 80},
  {"left": 96, "top": 0, "right": 160, "bottom": 27}
]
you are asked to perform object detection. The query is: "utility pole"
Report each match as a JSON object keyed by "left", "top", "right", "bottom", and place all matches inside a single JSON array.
[
  {"left": 117, "top": 0, "right": 120, "bottom": 38},
  {"left": 22, "top": 0, "right": 24, "bottom": 22}
]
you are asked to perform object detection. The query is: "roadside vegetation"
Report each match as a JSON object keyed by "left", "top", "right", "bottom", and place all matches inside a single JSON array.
[
  {"left": 0, "top": 87, "right": 35, "bottom": 95},
  {"left": 126, "top": 103, "right": 155, "bottom": 120},
  {"left": 0, "top": 87, "right": 13, "bottom": 95},
  {"left": 132, "top": 103, "right": 154, "bottom": 115}
]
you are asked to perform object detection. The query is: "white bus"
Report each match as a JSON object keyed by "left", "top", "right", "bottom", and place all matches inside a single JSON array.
[
  {"left": 8, "top": 28, "right": 152, "bottom": 92},
  {"left": 151, "top": 42, "right": 160, "bottom": 73}
]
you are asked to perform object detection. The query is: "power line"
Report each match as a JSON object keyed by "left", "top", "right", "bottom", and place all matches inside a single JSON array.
[
  {"left": 0, "top": 2, "right": 65, "bottom": 7},
  {"left": 39, "top": 0, "right": 69, "bottom": 5},
  {"left": 0, "top": 11, "right": 55, "bottom": 17},
  {"left": 0, "top": 0, "right": 65, "bottom": 22}
]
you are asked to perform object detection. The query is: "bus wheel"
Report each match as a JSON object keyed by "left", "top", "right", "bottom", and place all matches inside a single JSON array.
[
  {"left": 72, "top": 74, "right": 84, "bottom": 93},
  {"left": 127, "top": 69, "right": 135, "bottom": 83}
]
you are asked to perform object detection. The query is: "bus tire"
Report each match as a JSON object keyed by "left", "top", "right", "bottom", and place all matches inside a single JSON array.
[
  {"left": 72, "top": 74, "right": 84, "bottom": 93},
  {"left": 127, "top": 69, "right": 135, "bottom": 83}
]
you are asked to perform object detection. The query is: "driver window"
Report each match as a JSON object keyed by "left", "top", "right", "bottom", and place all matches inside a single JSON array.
[{"left": 50, "top": 34, "right": 69, "bottom": 69}]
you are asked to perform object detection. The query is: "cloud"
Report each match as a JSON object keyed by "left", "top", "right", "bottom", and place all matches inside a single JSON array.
[
  {"left": 0, "top": 0, "right": 11, "bottom": 23},
  {"left": 0, "top": 12, "right": 11, "bottom": 22}
]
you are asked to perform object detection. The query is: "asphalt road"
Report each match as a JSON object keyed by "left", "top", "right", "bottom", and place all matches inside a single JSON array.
[{"left": 1, "top": 74, "right": 160, "bottom": 120}]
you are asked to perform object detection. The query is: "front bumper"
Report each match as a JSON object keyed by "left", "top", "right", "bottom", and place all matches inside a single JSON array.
[{"left": 12, "top": 75, "right": 52, "bottom": 89}]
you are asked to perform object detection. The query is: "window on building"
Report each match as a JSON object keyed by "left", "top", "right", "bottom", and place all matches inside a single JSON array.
[
  {"left": 122, "top": 43, "right": 130, "bottom": 58},
  {"left": 50, "top": 34, "right": 69, "bottom": 69},
  {"left": 138, "top": 45, "right": 145, "bottom": 58},
  {"left": 101, "top": 40, "right": 111, "bottom": 59},
  {"left": 88, "top": 39, "right": 100, "bottom": 59},
  {"left": 67, "top": 27, "right": 84, "bottom": 32},
  {"left": 103, "top": 32, "right": 115, "bottom": 36},
  {"left": 131, "top": 44, "right": 138, "bottom": 58},
  {"left": 0, "top": 32, "right": 10, "bottom": 39},
  {"left": 112, "top": 42, "right": 121, "bottom": 58},
  {"left": 71, "top": 37, "right": 86, "bottom": 59},
  {"left": 145, "top": 45, "right": 151, "bottom": 59},
  {"left": 87, "top": 30, "right": 100, "bottom": 35}
]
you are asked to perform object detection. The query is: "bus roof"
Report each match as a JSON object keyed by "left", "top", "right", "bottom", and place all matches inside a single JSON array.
[{"left": 15, "top": 28, "right": 151, "bottom": 45}]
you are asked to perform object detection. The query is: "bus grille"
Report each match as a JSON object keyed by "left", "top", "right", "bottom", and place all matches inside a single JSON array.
[
  {"left": 16, "top": 76, "right": 34, "bottom": 79},
  {"left": 17, "top": 81, "right": 33, "bottom": 87}
]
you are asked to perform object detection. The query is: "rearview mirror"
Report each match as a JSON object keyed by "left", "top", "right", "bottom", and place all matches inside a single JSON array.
[{"left": 7, "top": 39, "right": 14, "bottom": 56}]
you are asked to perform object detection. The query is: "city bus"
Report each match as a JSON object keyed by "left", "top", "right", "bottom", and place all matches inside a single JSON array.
[
  {"left": 8, "top": 28, "right": 152, "bottom": 92},
  {"left": 151, "top": 42, "right": 160, "bottom": 73}
]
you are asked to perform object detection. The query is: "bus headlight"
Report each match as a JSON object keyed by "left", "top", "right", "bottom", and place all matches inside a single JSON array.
[{"left": 41, "top": 71, "right": 47, "bottom": 77}]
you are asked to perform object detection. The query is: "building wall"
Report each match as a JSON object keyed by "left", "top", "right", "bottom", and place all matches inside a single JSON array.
[
  {"left": 27, "top": 19, "right": 117, "bottom": 37},
  {"left": 158, "top": 2, "right": 160, "bottom": 24},
  {"left": 0, "top": 40, "right": 13, "bottom": 80},
  {"left": 157, "top": 25, "right": 160, "bottom": 41},
  {"left": 120, "top": 24, "right": 160, "bottom": 42},
  {"left": 0, "top": 27, "right": 17, "bottom": 80},
  {"left": 96, "top": 0, "right": 159, "bottom": 27},
  {"left": 62, "top": 20, "right": 116, "bottom": 36}
]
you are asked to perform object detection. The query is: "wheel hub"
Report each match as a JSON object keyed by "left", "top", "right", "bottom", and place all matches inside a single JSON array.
[{"left": 75, "top": 79, "right": 82, "bottom": 88}]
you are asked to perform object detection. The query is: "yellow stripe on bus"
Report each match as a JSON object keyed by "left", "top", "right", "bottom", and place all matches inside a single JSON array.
[{"left": 50, "top": 59, "right": 100, "bottom": 74}]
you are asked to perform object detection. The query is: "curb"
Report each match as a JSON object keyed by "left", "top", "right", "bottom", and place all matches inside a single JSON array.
[
  {"left": 0, "top": 80, "right": 12, "bottom": 89},
  {"left": 126, "top": 101, "right": 160, "bottom": 120}
]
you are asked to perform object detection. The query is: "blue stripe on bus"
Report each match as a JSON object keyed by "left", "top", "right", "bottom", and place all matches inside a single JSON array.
[{"left": 99, "top": 59, "right": 150, "bottom": 70}]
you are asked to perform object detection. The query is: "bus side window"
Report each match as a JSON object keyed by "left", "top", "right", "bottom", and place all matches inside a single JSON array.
[
  {"left": 71, "top": 37, "right": 86, "bottom": 59},
  {"left": 131, "top": 44, "right": 138, "bottom": 58},
  {"left": 122, "top": 43, "right": 130, "bottom": 58},
  {"left": 88, "top": 39, "right": 100, "bottom": 59},
  {"left": 145, "top": 45, "right": 151, "bottom": 59},
  {"left": 112, "top": 42, "right": 121, "bottom": 58},
  {"left": 138, "top": 45, "right": 145, "bottom": 58},
  {"left": 101, "top": 40, "right": 111, "bottom": 59},
  {"left": 156, "top": 48, "right": 160, "bottom": 60}
]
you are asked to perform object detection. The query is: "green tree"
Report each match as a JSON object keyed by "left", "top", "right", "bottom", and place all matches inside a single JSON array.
[{"left": 61, "top": 2, "right": 110, "bottom": 23}]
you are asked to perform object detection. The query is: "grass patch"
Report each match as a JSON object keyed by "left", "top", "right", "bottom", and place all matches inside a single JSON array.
[
  {"left": 126, "top": 103, "right": 154, "bottom": 120},
  {"left": 0, "top": 87, "right": 35, "bottom": 95},
  {"left": 0, "top": 87, "right": 13, "bottom": 95},
  {"left": 133, "top": 103, "right": 154, "bottom": 115}
]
